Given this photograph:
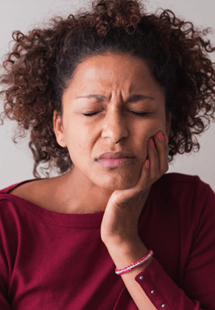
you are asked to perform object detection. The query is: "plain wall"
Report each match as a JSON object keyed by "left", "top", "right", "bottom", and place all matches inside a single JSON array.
[{"left": 0, "top": 0, "right": 215, "bottom": 190}]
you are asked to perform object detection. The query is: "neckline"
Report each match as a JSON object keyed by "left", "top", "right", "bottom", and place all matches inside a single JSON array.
[
  {"left": 0, "top": 179, "right": 153, "bottom": 228},
  {"left": 0, "top": 180, "right": 105, "bottom": 228}
]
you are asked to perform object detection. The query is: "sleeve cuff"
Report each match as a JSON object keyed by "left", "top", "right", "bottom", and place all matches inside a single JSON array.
[{"left": 135, "top": 258, "right": 200, "bottom": 310}]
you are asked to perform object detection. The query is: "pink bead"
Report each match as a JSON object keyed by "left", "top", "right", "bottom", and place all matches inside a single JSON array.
[{"left": 115, "top": 250, "right": 154, "bottom": 275}]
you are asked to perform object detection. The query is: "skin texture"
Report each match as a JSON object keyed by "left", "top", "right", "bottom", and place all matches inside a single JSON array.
[{"left": 53, "top": 52, "right": 171, "bottom": 214}]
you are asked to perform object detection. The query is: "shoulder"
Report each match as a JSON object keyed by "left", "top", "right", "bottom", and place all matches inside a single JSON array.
[
  {"left": 0, "top": 179, "right": 39, "bottom": 200},
  {"left": 0, "top": 179, "right": 49, "bottom": 209},
  {"left": 155, "top": 172, "right": 211, "bottom": 193},
  {"left": 158, "top": 172, "right": 203, "bottom": 184},
  {"left": 152, "top": 172, "right": 214, "bottom": 209},
  {"left": 0, "top": 180, "right": 35, "bottom": 212},
  {"left": 0, "top": 178, "right": 63, "bottom": 213},
  {"left": 153, "top": 172, "right": 215, "bottom": 217}
]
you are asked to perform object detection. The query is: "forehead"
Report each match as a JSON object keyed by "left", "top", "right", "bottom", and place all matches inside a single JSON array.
[{"left": 68, "top": 53, "right": 163, "bottom": 93}]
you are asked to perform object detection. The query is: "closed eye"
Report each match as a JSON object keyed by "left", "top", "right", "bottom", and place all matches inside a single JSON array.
[
  {"left": 131, "top": 111, "right": 150, "bottom": 116},
  {"left": 83, "top": 112, "right": 100, "bottom": 116},
  {"left": 83, "top": 111, "right": 151, "bottom": 117}
]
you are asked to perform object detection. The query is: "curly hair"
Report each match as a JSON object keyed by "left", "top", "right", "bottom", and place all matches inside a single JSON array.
[{"left": 1, "top": 0, "right": 215, "bottom": 178}]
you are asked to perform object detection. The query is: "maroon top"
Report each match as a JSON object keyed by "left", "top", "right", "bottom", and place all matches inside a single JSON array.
[{"left": 0, "top": 173, "right": 214, "bottom": 309}]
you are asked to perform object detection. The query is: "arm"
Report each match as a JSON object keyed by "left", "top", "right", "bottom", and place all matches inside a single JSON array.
[
  {"left": 105, "top": 239, "right": 157, "bottom": 310},
  {"left": 106, "top": 240, "right": 207, "bottom": 310},
  {"left": 0, "top": 264, "right": 10, "bottom": 310},
  {"left": 101, "top": 130, "right": 168, "bottom": 309},
  {"left": 0, "top": 203, "right": 11, "bottom": 310},
  {"left": 101, "top": 131, "right": 215, "bottom": 310}
]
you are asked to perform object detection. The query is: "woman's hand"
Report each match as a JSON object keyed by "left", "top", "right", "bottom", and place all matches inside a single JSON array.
[{"left": 101, "top": 130, "right": 169, "bottom": 246}]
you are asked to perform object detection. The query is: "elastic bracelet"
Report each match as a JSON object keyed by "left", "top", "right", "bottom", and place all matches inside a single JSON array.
[{"left": 115, "top": 249, "right": 154, "bottom": 275}]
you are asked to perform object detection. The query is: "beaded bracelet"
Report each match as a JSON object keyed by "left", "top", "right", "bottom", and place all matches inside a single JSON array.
[{"left": 115, "top": 249, "right": 154, "bottom": 275}]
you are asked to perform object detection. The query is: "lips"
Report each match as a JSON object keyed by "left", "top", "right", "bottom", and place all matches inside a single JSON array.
[{"left": 98, "top": 152, "right": 134, "bottom": 160}]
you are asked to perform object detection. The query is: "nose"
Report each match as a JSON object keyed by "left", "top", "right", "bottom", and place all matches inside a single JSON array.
[{"left": 101, "top": 107, "right": 129, "bottom": 143}]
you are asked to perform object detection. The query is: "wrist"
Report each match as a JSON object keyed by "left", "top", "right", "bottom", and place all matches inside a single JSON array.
[
  {"left": 104, "top": 238, "right": 152, "bottom": 272},
  {"left": 102, "top": 233, "right": 140, "bottom": 249},
  {"left": 115, "top": 249, "right": 154, "bottom": 275}
]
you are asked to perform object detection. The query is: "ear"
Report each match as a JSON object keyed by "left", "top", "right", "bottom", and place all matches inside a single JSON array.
[
  {"left": 166, "top": 112, "right": 172, "bottom": 137},
  {"left": 53, "top": 110, "right": 67, "bottom": 147}
]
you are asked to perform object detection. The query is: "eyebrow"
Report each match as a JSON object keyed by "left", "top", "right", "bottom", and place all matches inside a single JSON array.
[
  {"left": 76, "top": 94, "right": 106, "bottom": 101},
  {"left": 76, "top": 94, "right": 155, "bottom": 103}
]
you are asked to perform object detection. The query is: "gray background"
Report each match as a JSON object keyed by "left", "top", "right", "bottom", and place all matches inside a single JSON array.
[{"left": 0, "top": 0, "right": 215, "bottom": 190}]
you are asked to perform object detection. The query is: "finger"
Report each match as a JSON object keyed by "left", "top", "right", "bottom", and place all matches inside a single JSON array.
[
  {"left": 132, "top": 156, "right": 150, "bottom": 193},
  {"left": 154, "top": 131, "right": 169, "bottom": 175},
  {"left": 147, "top": 137, "right": 160, "bottom": 183}
]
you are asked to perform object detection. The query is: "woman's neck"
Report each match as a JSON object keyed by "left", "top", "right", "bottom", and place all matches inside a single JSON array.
[{"left": 51, "top": 168, "right": 113, "bottom": 214}]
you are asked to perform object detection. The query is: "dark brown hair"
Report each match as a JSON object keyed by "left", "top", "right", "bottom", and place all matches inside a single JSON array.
[{"left": 1, "top": 0, "right": 215, "bottom": 177}]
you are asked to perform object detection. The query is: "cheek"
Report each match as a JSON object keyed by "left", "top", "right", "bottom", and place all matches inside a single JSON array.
[
  {"left": 137, "top": 117, "right": 166, "bottom": 152},
  {"left": 140, "top": 117, "right": 165, "bottom": 139},
  {"left": 63, "top": 123, "right": 92, "bottom": 160}
]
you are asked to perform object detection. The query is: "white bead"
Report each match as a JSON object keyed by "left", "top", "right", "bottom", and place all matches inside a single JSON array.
[
  {"left": 139, "top": 276, "right": 144, "bottom": 280},
  {"left": 151, "top": 290, "right": 155, "bottom": 294},
  {"left": 161, "top": 304, "right": 166, "bottom": 308}
]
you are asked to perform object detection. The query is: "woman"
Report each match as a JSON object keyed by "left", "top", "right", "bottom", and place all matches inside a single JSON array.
[{"left": 0, "top": 0, "right": 215, "bottom": 309}]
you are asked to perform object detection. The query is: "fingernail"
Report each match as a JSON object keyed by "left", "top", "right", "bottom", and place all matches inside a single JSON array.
[
  {"left": 157, "top": 131, "right": 164, "bottom": 141},
  {"left": 149, "top": 139, "right": 155, "bottom": 147},
  {"left": 146, "top": 160, "right": 150, "bottom": 169}
]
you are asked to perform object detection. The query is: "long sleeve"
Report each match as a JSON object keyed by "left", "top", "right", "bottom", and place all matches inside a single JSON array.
[
  {"left": 0, "top": 174, "right": 215, "bottom": 309},
  {"left": 0, "top": 251, "right": 11, "bottom": 310},
  {"left": 131, "top": 175, "right": 215, "bottom": 309},
  {"left": 0, "top": 197, "right": 14, "bottom": 310},
  {"left": 135, "top": 258, "right": 202, "bottom": 309},
  {"left": 0, "top": 190, "right": 125, "bottom": 310}
]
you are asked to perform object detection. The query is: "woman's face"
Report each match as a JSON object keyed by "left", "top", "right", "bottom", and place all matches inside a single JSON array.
[{"left": 54, "top": 53, "right": 171, "bottom": 191}]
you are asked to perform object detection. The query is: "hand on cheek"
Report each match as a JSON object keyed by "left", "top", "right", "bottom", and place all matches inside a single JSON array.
[
  {"left": 146, "top": 131, "right": 169, "bottom": 184},
  {"left": 100, "top": 131, "right": 169, "bottom": 245}
]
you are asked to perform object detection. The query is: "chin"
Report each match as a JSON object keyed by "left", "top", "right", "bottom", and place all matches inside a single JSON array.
[
  {"left": 99, "top": 177, "right": 138, "bottom": 191},
  {"left": 90, "top": 165, "right": 141, "bottom": 191}
]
